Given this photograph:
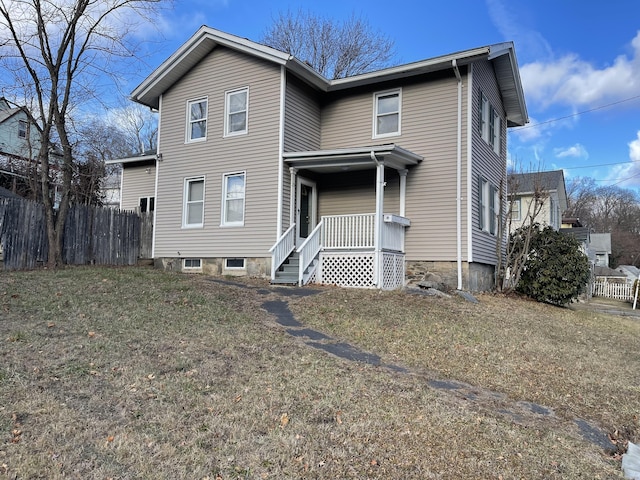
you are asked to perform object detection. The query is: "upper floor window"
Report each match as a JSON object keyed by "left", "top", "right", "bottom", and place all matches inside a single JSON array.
[
  {"left": 479, "top": 176, "right": 499, "bottom": 236},
  {"left": 373, "top": 89, "right": 401, "bottom": 138},
  {"left": 222, "top": 172, "right": 245, "bottom": 226},
  {"left": 18, "top": 120, "right": 28, "bottom": 139},
  {"left": 510, "top": 198, "right": 521, "bottom": 222},
  {"left": 225, "top": 88, "right": 248, "bottom": 136},
  {"left": 187, "top": 98, "right": 207, "bottom": 142},
  {"left": 479, "top": 92, "right": 501, "bottom": 155},
  {"left": 183, "top": 176, "right": 205, "bottom": 228}
]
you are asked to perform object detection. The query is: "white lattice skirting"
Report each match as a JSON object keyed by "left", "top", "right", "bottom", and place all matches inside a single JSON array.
[{"left": 316, "top": 252, "right": 405, "bottom": 289}]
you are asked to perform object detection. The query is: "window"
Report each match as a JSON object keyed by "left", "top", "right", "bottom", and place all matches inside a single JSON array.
[
  {"left": 187, "top": 98, "right": 207, "bottom": 142},
  {"left": 18, "top": 120, "right": 28, "bottom": 139},
  {"left": 510, "top": 198, "right": 521, "bottom": 222},
  {"left": 479, "top": 92, "right": 501, "bottom": 155},
  {"left": 139, "top": 196, "right": 155, "bottom": 213},
  {"left": 183, "top": 258, "right": 202, "bottom": 270},
  {"left": 225, "top": 88, "right": 248, "bottom": 136},
  {"left": 222, "top": 172, "right": 245, "bottom": 226},
  {"left": 225, "top": 258, "right": 245, "bottom": 270},
  {"left": 550, "top": 198, "right": 557, "bottom": 228},
  {"left": 373, "top": 89, "right": 401, "bottom": 138},
  {"left": 183, "top": 177, "right": 205, "bottom": 228},
  {"left": 479, "top": 176, "right": 499, "bottom": 235}
]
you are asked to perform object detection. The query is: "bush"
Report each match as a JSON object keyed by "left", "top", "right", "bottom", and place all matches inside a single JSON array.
[{"left": 516, "top": 227, "right": 591, "bottom": 306}]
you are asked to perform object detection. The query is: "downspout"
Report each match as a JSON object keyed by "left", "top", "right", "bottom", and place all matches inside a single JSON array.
[
  {"left": 371, "top": 151, "right": 385, "bottom": 288},
  {"left": 151, "top": 94, "right": 162, "bottom": 260},
  {"left": 276, "top": 65, "right": 286, "bottom": 237},
  {"left": 452, "top": 59, "right": 463, "bottom": 291}
]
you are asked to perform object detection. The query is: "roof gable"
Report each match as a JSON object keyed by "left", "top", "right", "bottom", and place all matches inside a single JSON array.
[{"left": 131, "top": 26, "right": 528, "bottom": 126}]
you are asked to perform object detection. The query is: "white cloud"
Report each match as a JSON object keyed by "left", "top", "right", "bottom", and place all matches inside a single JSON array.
[
  {"left": 520, "top": 31, "right": 640, "bottom": 110},
  {"left": 554, "top": 143, "right": 588, "bottom": 159}
]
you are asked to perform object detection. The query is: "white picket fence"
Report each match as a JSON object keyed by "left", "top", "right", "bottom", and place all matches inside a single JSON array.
[{"left": 591, "top": 281, "right": 634, "bottom": 301}]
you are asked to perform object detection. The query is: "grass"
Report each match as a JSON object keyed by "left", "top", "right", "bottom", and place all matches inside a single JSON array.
[{"left": 0, "top": 266, "right": 637, "bottom": 479}]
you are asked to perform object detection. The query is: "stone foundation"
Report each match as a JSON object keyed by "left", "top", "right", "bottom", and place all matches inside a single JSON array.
[
  {"left": 406, "top": 260, "right": 496, "bottom": 292},
  {"left": 155, "top": 257, "right": 271, "bottom": 278}
]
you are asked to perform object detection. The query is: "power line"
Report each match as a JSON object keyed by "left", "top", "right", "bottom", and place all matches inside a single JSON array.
[
  {"left": 593, "top": 171, "right": 640, "bottom": 186},
  {"left": 563, "top": 160, "right": 636, "bottom": 170},
  {"left": 512, "top": 94, "right": 640, "bottom": 130}
]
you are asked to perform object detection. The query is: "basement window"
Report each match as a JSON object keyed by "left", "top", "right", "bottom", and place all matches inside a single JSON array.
[
  {"left": 183, "top": 258, "right": 202, "bottom": 270},
  {"left": 225, "top": 258, "right": 245, "bottom": 270}
]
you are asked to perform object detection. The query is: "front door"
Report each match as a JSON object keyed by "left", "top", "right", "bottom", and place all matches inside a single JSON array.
[{"left": 296, "top": 177, "right": 317, "bottom": 244}]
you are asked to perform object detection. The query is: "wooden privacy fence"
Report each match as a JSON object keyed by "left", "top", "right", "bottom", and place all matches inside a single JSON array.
[
  {"left": 591, "top": 280, "right": 634, "bottom": 301},
  {"left": 0, "top": 197, "right": 149, "bottom": 270}
]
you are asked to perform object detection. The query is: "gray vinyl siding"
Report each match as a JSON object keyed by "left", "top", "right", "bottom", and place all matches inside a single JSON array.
[
  {"left": 284, "top": 76, "right": 321, "bottom": 152},
  {"left": 282, "top": 75, "right": 322, "bottom": 232},
  {"left": 320, "top": 73, "right": 469, "bottom": 262},
  {"left": 120, "top": 164, "right": 156, "bottom": 211},
  {"left": 154, "top": 46, "right": 282, "bottom": 259},
  {"left": 470, "top": 60, "right": 507, "bottom": 265},
  {"left": 317, "top": 169, "right": 400, "bottom": 217}
]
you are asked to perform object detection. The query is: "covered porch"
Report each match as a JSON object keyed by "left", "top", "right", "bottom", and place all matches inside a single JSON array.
[{"left": 270, "top": 144, "right": 422, "bottom": 289}]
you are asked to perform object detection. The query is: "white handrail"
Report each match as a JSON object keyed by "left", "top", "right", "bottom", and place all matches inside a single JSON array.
[
  {"left": 296, "top": 220, "right": 323, "bottom": 286},
  {"left": 268, "top": 223, "right": 296, "bottom": 280}
]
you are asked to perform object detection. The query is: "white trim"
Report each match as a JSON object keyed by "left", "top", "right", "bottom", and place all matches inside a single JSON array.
[
  {"left": 183, "top": 176, "right": 205, "bottom": 228},
  {"left": 138, "top": 195, "right": 155, "bottom": 213},
  {"left": 372, "top": 88, "right": 402, "bottom": 139},
  {"left": 466, "top": 65, "right": 474, "bottom": 263},
  {"left": 276, "top": 66, "right": 285, "bottom": 237},
  {"left": 295, "top": 176, "right": 317, "bottom": 244},
  {"left": 224, "top": 87, "right": 249, "bottom": 137},
  {"left": 185, "top": 97, "right": 208, "bottom": 143},
  {"left": 221, "top": 171, "right": 246, "bottom": 227}
]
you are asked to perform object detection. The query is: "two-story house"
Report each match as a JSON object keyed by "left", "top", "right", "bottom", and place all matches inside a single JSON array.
[
  {"left": 110, "top": 26, "right": 528, "bottom": 291},
  {"left": 508, "top": 170, "right": 567, "bottom": 233}
]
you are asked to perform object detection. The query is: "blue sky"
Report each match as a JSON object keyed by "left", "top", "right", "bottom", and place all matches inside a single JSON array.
[{"left": 122, "top": 0, "right": 640, "bottom": 194}]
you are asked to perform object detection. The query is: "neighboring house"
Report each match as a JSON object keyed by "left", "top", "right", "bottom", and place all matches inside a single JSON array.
[
  {"left": 0, "top": 98, "right": 63, "bottom": 203},
  {"left": 617, "top": 265, "right": 640, "bottom": 284},
  {"left": 594, "top": 265, "right": 627, "bottom": 283},
  {"left": 508, "top": 170, "right": 567, "bottom": 233},
  {"left": 589, "top": 233, "right": 612, "bottom": 268},
  {"left": 110, "top": 26, "right": 528, "bottom": 291}
]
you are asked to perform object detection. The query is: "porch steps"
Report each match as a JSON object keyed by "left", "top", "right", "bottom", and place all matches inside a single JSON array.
[{"left": 272, "top": 251, "right": 317, "bottom": 285}]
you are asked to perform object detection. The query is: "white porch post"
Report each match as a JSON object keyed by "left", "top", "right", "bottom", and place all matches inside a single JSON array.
[
  {"left": 399, "top": 169, "right": 408, "bottom": 218},
  {"left": 289, "top": 167, "right": 297, "bottom": 232},
  {"left": 373, "top": 156, "right": 385, "bottom": 288}
]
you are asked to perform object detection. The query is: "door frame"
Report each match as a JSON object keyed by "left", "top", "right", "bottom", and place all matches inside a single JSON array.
[{"left": 296, "top": 176, "right": 317, "bottom": 245}]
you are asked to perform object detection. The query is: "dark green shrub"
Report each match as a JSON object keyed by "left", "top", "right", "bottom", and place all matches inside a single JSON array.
[{"left": 516, "top": 227, "right": 591, "bottom": 306}]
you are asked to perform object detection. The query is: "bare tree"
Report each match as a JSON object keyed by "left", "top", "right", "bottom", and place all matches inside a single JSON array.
[
  {"left": 0, "top": 0, "right": 165, "bottom": 267},
  {"left": 262, "top": 10, "right": 396, "bottom": 79},
  {"left": 496, "top": 171, "right": 549, "bottom": 293}
]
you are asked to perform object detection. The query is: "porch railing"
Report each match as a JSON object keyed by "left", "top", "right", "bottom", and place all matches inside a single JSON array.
[
  {"left": 322, "top": 213, "right": 408, "bottom": 252},
  {"left": 268, "top": 223, "right": 296, "bottom": 280},
  {"left": 297, "top": 220, "right": 323, "bottom": 286}
]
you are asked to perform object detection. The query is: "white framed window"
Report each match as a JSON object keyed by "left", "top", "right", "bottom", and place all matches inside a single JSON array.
[
  {"left": 139, "top": 196, "right": 155, "bottom": 213},
  {"left": 373, "top": 89, "right": 401, "bottom": 138},
  {"left": 222, "top": 172, "right": 245, "bottom": 226},
  {"left": 479, "top": 92, "right": 502, "bottom": 155},
  {"left": 479, "top": 176, "right": 498, "bottom": 235},
  {"left": 186, "top": 98, "right": 207, "bottom": 142},
  {"left": 225, "top": 258, "right": 245, "bottom": 270},
  {"left": 491, "top": 110, "right": 501, "bottom": 155},
  {"left": 510, "top": 198, "right": 521, "bottom": 222},
  {"left": 18, "top": 120, "right": 28, "bottom": 139},
  {"left": 224, "top": 87, "right": 248, "bottom": 136},
  {"left": 183, "top": 258, "right": 202, "bottom": 270},
  {"left": 183, "top": 177, "right": 205, "bottom": 228}
]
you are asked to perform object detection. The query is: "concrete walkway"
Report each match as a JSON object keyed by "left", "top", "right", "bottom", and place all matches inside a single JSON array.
[{"left": 209, "top": 278, "right": 615, "bottom": 454}]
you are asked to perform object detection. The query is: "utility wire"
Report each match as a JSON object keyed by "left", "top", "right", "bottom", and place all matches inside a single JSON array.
[
  {"left": 563, "top": 160, "right": 636, "bottom": 170},
  {"left": 512, "top": 94, "right": 640, "bottom": 130}
]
